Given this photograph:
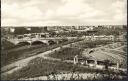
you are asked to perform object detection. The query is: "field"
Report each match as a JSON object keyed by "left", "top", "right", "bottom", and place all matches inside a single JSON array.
[
  {"left": 1, "top": 37, "right": 127, "bottom": 80},
  {"left": 1, "top": 38, "right": 82, "bottom": 67},
  {"left": 48, "top": 40, "right": 112, "bottom": 60},
  {"left": 84, "top": 42, "right": 127, "bottom": 68},
  {"left": 2, "top": 57, "right": 126, "bottom": 80},
  {"left": 48, "top": 47, "right": 82, "bottom": 60}
]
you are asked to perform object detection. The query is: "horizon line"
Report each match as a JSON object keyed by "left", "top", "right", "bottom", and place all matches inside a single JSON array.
[{"left": 1, "top": 25, "right": 127, "bottom": 27}]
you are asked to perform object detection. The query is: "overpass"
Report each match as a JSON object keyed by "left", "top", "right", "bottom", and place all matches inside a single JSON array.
[
  {"left": 7, "top": 37, "right": 78, "bottom": 45},
  {"left": 7, "top": 33, "right": 82, "bottom": 45}
]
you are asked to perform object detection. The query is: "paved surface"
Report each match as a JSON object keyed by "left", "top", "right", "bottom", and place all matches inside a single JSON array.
[
  {"left": 1, "top": 40, "right": 84, "bottom": 76},
  {"left": 2, "top": 41, "right": 127, "bottom": 78}
]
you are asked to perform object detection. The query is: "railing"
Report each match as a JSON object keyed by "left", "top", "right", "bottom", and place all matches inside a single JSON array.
[{"left": 9, "top": 37, "right": 81, "bottom": 41}]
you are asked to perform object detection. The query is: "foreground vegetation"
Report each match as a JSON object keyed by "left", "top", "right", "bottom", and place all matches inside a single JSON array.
[
  {"left": 2, "top": 57, "right": 127, "bottom": 80},
  {"left": 1, "top": 38, "right": 82, "bottom": 67}
]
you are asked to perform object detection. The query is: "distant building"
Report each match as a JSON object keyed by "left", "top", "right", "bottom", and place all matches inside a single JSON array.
[
  {"left": 116, "top": 33, "right": 127, "bottom": 41},
  {"left": 84, "top": 35, "right": 114, "bottom": 41},
  {"left": 26, "top": 27, "right": 31, "bottom": 31},
  {"left": 93, "top": 35, "right": 114, "bottom": 41},
  {"left": 10, "top": 28, "right": 15, "bottom": 33}
]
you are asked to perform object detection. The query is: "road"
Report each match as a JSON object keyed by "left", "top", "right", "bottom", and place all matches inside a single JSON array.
[
  {"left": 2, "top": 41, "right": 126, "bottom": 76},
  {"left": 1, "top": 40, "right": 84, "bottom": 76}
]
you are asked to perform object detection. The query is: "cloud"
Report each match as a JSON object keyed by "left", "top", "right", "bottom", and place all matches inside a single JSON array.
[
  {"left": 1, "top": 0, "right": 127, "bottom": 26},
  {"left": 2, "top": 18, "right": 20, "bottom": 26},
  {"left": 2, "top": 2, "right": 44, "bottom": 20},
  {"left": 111, "top": 0, "right": 127, "bottom": 24}
]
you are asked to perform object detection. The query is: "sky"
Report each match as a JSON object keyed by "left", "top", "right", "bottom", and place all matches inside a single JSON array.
[{"left": 1, "top": 0, "right": 127, "bottom": 26}]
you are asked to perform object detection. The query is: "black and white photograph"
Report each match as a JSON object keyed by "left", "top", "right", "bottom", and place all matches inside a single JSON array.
[{"left": 1, "top": 0, "right": 127, "bottom": 80}]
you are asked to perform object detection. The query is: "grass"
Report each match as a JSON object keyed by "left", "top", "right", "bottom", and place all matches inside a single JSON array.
[
  {"left": 1, "top": 39, "right": 30, "bottom": 50},
  {"left": 2, "top": 57, "right": 74, "bottom": 80},
  {"left": 1, "top": 39, "right": 16, "bottom": 50},
  {"left": 49, "top": 40, "right": 112, "bottom": 60},
  {"left": 102, "top": 45, "right": 127, "bottom": 68},
  {"left": 78, "top": 40, "right": 112, "bottom": 49},
  {"left": 48, "top": 47, "right": 83, "bottom": 60},
  {"left": 1, "top": 66, "right": 17, "bottom": 73},
  {"left": 1, "top": 39, "right": 83, "bottom": 67},
  {"left": 1, "top": 45, "right": 43, "bottom": 67},
  {"left": 121, "top": 46, "right": 127, "bottom": 52},
  {"left": 107, "top": 50, "right": 127, "bottom": 57},
  {"left": 2, "top": 57, "right": 127, "bottom": 80}
]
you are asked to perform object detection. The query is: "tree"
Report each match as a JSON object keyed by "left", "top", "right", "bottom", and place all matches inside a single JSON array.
[
  {"left": 14, "top": 27, "right": 28, "bottom": 35},
  {"left": 30, "top": 27, "right": 42, "bottom": 33}
]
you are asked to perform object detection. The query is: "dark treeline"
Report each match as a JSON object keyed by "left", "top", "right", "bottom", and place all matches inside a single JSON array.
[{"left": 14, "top": 27, "right": 47, "bottom": 35}]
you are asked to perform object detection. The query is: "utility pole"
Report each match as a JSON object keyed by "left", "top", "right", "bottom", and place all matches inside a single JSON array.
[{"left": 74, "top": 55, "right": 78, "bottom": 65}]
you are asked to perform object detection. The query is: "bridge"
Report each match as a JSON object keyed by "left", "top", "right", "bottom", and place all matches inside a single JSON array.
[
  {"left": 8, "top": 37, "right": 78, "bottom": 45},
  {"left": 7, "top": 32, "right": 82, "bottom": 45}
]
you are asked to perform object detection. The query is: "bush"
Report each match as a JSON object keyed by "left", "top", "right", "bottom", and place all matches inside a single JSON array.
[
  {"left": 49, "top": 47, "right": 83, "bottom": 60},
  {"left": 1, "top": 38, "right": 83, "bottom": 67},
  {"left": 2, "top": 57, "right": 126, "bottom": 80},
  {"left": 2, "top": 57, "right": 74, "bottom": 80},
  {"left": 1, "top": 39, "right": 15, "bottom": 50}
]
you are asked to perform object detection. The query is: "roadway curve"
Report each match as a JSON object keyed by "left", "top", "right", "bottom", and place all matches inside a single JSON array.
[
  {"left": 1, "top": 40, "right": 85, "bottom": 76},
  {"left": 2, "top": 41, "right": 126, "bottom": 76}
]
